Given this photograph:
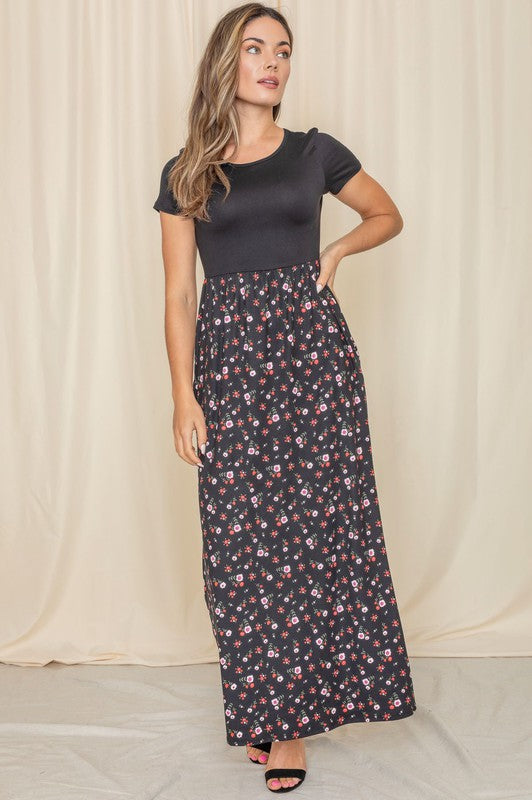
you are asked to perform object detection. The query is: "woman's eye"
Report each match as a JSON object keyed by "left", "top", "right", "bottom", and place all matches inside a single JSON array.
[{"left": 245, "top": 46, "right": 290, "bottom": 58}]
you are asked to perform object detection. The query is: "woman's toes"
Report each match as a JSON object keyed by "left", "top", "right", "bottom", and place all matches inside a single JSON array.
[
  {"left": 246, "top": 744, "right": 258, "bottom": 761},
  {"left": 267, "top": 777, "right": 300, "bottom": 790},
  {"left": 265, "top": 740, "right": 305, "bottom": 789},
  {"left": 247, "top": 744, "right": 269, "bottom": 763}
]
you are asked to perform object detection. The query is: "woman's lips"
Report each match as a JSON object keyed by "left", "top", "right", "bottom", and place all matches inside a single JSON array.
[{"left": 258, "top": 80, "right": 279, "bottom": 89}]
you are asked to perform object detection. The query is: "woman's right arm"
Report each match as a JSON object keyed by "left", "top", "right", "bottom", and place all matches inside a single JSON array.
[{"left": 158, "top": 211, "right": 206, "bottom": 467}]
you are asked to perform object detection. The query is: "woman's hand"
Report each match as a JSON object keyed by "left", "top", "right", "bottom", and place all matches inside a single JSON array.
[
  {"left": 172, "top": 389, "right": 208, "bottom": 467},
  {"left": 316, "top": 245, "right": 342, "bottom": 298}
]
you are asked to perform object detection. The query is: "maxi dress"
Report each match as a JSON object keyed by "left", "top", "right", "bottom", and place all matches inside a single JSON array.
[{"left": 154, "top": 126, "right": 417, "bottom": 747}]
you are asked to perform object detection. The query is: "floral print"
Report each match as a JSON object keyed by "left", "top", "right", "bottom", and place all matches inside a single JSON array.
[{"left": 192, "top": 259, "right": 417, "bottom": 746}]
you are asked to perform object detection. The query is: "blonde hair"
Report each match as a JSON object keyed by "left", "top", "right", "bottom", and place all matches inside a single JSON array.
[{"left": 166, "top": 2, "right": 293, "bottom": 222}]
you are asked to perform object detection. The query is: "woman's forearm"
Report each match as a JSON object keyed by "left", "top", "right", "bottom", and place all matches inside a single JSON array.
[
  {"left": 165, "top": 296, "right": 197, "bottom": 403},
  {"left": 327, "top": 212, "right": 403, "bottom": 262}
]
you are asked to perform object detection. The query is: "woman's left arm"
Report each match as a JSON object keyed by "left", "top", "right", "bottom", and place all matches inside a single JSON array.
[{"left": 317, "top": 168, "right": 404, "bottom": 292}]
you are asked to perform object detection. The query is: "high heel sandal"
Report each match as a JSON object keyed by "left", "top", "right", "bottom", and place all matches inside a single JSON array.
[
  {"left": 246, "top": 740, "right": 271, "bottom": 763},
  {"left": 264, "top": 767, "right": 307, "bottom": 793}
]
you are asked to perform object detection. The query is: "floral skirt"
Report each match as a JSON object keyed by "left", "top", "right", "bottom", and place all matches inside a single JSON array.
[{"left": 192, "top": 258, "right": 417, "bottom": 746}]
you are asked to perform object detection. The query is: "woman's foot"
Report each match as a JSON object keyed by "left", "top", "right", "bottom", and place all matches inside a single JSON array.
[
  {"left": 265, "top": 739, "right": 307, "bottom": 791},
  {"left": 246, "top": 743, "right": 269, "bottom": 764}
]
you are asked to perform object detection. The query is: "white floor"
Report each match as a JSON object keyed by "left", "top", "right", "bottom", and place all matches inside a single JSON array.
[{"left": 0, "top": 657, "right": 531, "bottom": 799}]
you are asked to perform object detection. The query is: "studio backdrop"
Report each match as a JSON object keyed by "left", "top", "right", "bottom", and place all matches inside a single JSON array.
[{"left": 1, "top": 0, "right": 531, "bottom": 665}]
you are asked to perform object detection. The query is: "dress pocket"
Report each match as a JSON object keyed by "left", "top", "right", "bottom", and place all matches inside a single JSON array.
[{"left": 323, "top": 284, "right": 339, "bottom": 304}]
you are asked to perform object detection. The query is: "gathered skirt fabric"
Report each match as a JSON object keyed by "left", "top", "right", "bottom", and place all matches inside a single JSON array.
[{"left": 192, "top": 258, "right": 417, "bottom": 746}]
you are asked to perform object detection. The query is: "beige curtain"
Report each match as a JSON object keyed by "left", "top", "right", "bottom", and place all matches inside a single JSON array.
[{"left": 1, "top": 0, "right": 530, "bottom": 666}]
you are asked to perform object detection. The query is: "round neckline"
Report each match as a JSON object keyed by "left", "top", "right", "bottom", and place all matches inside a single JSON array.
[{"left": 223, "top": 128, "right": 288, "bottom": 167}]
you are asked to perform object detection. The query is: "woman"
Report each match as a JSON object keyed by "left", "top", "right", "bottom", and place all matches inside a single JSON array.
[{"left": 153, "top": 2, "right": 416, "bottom": 793}]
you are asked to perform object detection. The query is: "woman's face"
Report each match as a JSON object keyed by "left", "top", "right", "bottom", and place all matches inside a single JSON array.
[{"left": 236, "top": 16, "right": 291, "bottom": 108}]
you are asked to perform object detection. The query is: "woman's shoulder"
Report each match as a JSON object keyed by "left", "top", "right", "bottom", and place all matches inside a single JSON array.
[
  {"left": 288, "top": 126, "right": 319, "bottom": 142},
  {"left": 305, "top": 127, "right": 344, "bottom": 148},
  {"left": 305, "top": 127, "right": 360, "bottom": 160},
  {"left": 289, "top": 126, "right": 351, "bottom": 154}
]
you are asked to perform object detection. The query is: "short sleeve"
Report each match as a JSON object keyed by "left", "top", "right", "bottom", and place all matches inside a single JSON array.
[
  {"left": 315, "top": 130, "right": 362, "bottom": 195},
  {"left": 153, "top": 148, "right": 185, "bottom": 214}
]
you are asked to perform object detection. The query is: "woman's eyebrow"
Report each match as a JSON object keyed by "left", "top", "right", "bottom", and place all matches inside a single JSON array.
[{"left": 242, "top": 37, "right": 291, "bottom": 47}]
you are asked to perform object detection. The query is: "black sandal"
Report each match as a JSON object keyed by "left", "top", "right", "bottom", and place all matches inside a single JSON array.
[
  {"left": 264, "top": 767, "right": 306, "bottom": 792},
  {"left": 246, "top": 740, "right": 272, "bottom": 763}
]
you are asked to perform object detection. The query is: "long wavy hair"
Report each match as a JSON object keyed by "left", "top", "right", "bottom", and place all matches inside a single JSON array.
[{"left": 166, "top": 2, "right": 293, "bottom": 222}]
